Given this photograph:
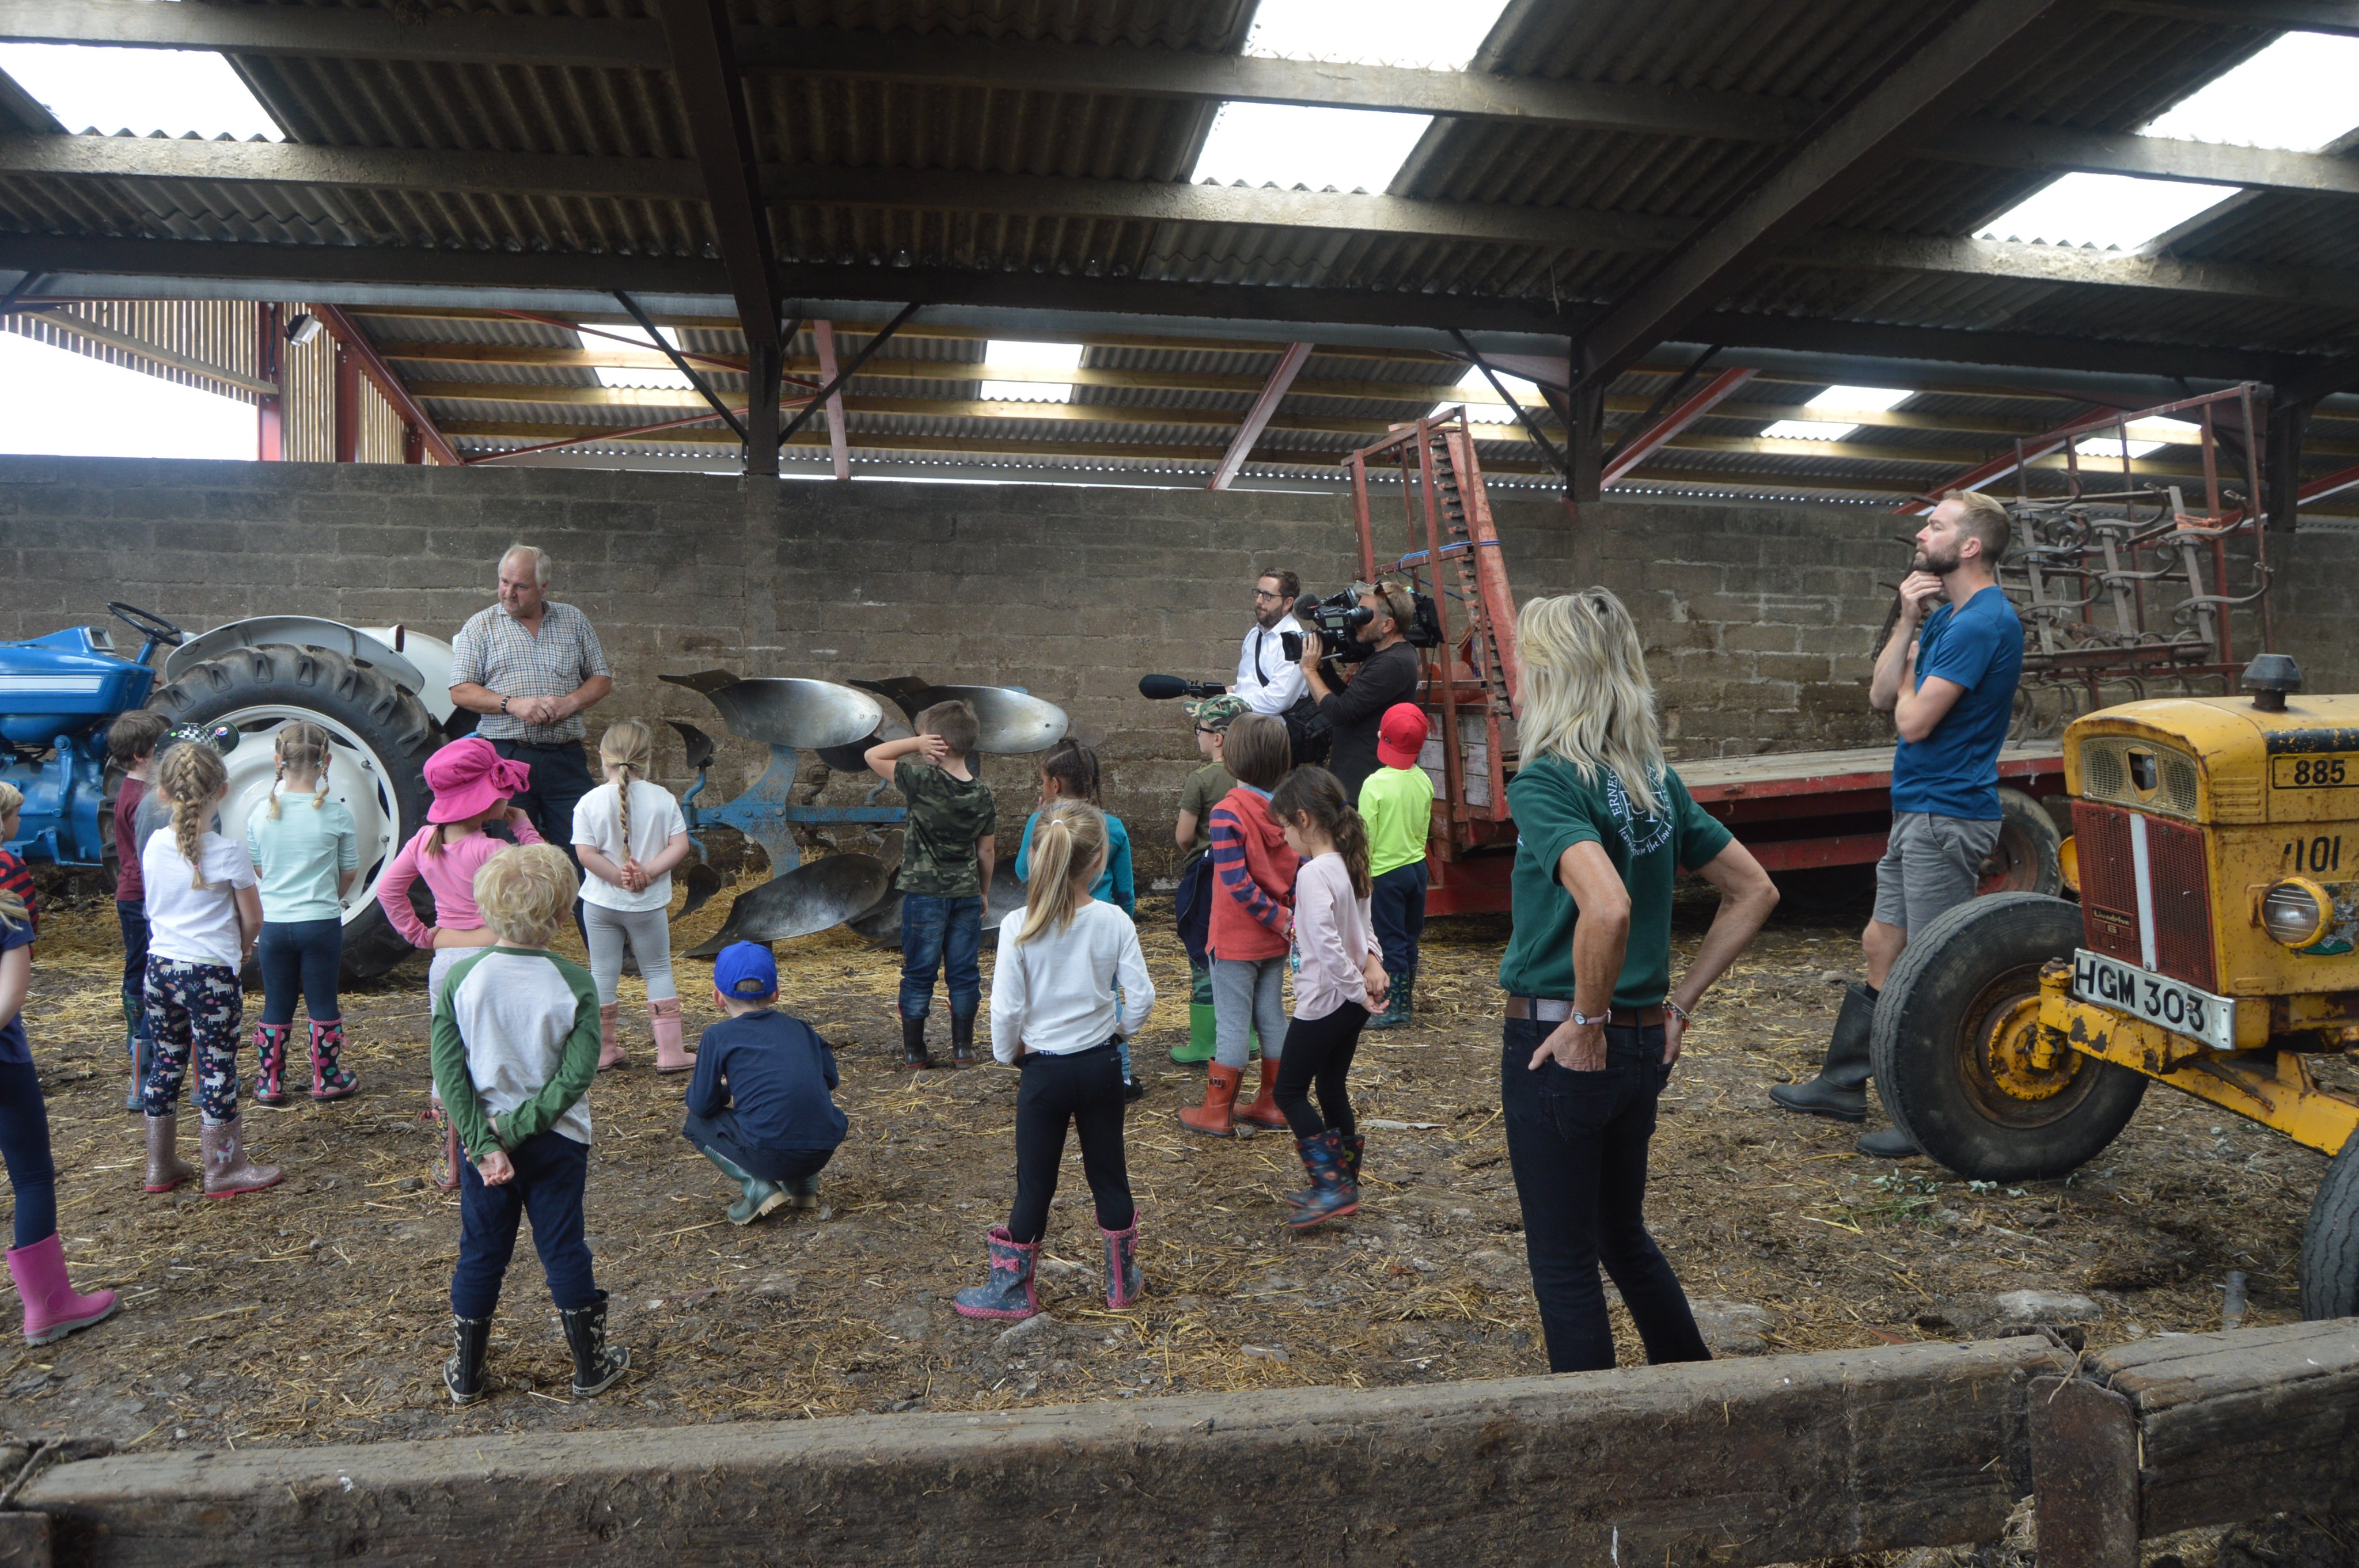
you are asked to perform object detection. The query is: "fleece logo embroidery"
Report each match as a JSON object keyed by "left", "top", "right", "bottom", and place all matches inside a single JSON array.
[{"left": 1604, "top": 772, "right": 1671, "bottom": 859}]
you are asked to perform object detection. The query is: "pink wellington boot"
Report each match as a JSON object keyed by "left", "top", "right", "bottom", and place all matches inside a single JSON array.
[
  {"left": 7, "top": 1233, "right": 118, "bottom": 1346},
  {"left": 597, "top": 1003, "right": 627, "bottom": 1071},
  {"left": 651, "top": 996, "right": 693, "bottom": 1074}
]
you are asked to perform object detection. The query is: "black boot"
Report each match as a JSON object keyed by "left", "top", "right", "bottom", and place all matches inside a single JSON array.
[
  {"left": 900, "top": 1013, "right": 933, "bottom": 1071},
  {"left": 1769, "top": 983, "right": 1876, "bottom": 1122},
  {"left": 444, "top": 1314, "right": 490, "bottom": 1406},
  {"left": 559, "top": 1291, "right": 630, "bottom": 1397},
  {"left": 1856, "top": 1122, "right": 1921, "bottom": 1158},
  {"left": 950, "top": 1010, "right": 976, "bottom": 1069}
]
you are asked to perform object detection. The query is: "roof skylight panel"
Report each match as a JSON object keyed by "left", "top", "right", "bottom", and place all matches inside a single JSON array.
[
  {"left": 592, "top": 324, "right": 693, "bottom": 390},
  {"left": 1436, "top": 367, "right": 1545, "bottom": 425},
  {"left": 0, "top": 42, "right": 281, "bottom": 139},
  {"left": 1761, "top": 386, "right": 1913, "bottom": 442},
  {"left": 980, "top": 341, "right": 1084, "bottom": 404}
]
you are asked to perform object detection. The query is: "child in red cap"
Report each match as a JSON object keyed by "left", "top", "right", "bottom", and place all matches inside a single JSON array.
[
  {"left": 1359, "top": 703, "right": 1435, "bottom": 1029},
  {"left": 378, "top": 736, "right": 543, "bottom": 1189}
]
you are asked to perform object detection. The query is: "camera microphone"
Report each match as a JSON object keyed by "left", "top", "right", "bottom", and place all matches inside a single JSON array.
[{"left": 1139, "top": 674, "right": 1222, "bottom": 701}]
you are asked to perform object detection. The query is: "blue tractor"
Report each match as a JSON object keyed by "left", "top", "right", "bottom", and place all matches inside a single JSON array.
[{"left": 0, "top": 602, "right": 452, "bottom": 979}]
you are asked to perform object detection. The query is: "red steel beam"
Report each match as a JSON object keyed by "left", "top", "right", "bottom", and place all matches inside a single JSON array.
[
  {"left": 1209, "top": 340, "right": 1313, "bottom": 491},
  {"left": 1602, "top": 366, "right": 1757, "bottom": 487},
  {"left": 812, "top": 320, "right": 851, "bottom": 481},
  {"left": 312, "top": 303, "right": 462, "bottom": 466},
  {"left": 2299, "top": 460, "right": 2359, "bottom": 506}
]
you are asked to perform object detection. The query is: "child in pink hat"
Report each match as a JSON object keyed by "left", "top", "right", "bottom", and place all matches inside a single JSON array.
[{"left": 377, "top": 738, "right": 543, "bottom": 1190}]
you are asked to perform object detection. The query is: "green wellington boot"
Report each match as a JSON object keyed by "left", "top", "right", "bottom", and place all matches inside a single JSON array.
[
  {"left": 1172, "top": 964, "right": 1215, "bottom": 1064},
  {"left": 699, "top": 1145, "right": 788, "bottom": 1226}
]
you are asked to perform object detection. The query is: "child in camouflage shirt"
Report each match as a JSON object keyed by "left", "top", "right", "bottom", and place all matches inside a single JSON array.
[{"left": 866, "top": 700, "right": 998, "bottom": 1069}]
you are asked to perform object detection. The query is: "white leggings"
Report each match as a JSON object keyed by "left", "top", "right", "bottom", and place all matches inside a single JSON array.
[{"left": 585, "top": 903, "right": 677, "bottom": 1005}]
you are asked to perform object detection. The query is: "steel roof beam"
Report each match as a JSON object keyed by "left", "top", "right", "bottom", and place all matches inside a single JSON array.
[
  {"left": 311, "top": 304, "right": 462, "bottom": 466},
  {"left": 1572, "top": 0, "right": 2066, "bottom": 388},
  {"left": 1208, "top": 341, "right": 1313, "bottom": 491}
]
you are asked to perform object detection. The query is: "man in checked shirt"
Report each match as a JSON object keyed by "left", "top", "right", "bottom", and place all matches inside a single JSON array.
[{"left": 448, "top": 545, "right": 615, "bottom": 905}]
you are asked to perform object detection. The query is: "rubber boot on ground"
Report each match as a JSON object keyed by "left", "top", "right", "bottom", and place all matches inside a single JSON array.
[
  {"left": 142, "top": 1114, "right": 195, "bottom": 1194},
  {"left": 1402, "top": 961, "right": 1417, "bottom": 1018},
  {"left": 120, "top": 992, "right": 146, "bottom": 1113},
  {"left": 1174, "top": 1001, "right": 1217, "bottom": 1065},
  {"left": 952, "top": 1227, "right": 1040, "bottom": 1320},
  {"left": 1856, "top": 1122, "right": 1922, "bottom": 1158},
  {"left": 445, "top": 1314, "right": 491, "bottom": 1406},
  {"left": 1101, "top": 1220, "right": 1144, "bottom": 1309},
  {"left": 308, "top": 1018, "right": 359, "bottom": 1102},
  {"left": 1236, "top": 1054, "right": 1290, "bottom": 1131},
  {"left": 1177, "top": 1061, "right": 1243, "bottom": 1137},
  {"left": 7, "top": 1232, "right": 118, "bottom": 1346},
  {"left": 1364, "top": 971, "right": 1412, "bottom": 1031},
  {"left": 1288, "top": 1129, "right": 1360, "bottom": 1231},
  {"left": 787, "top": 1171, "right": 821, "bottom": 1211},
  {"left": 950, "top": 1010, "right": 977, "bottom": 1069},
  {"left": 596, "top": 1003, "right": 626, "bottom": 1072},
  {"left": 200, "top": 1116, "right": 283, "bottom": 1198},
  {"left": 559, "top": 1291, "right": 629, "bottom": 1397},
  {"left": 252, "top": 1022, "right": 293, "bottom": 1107},
  {"left": 699, "top": 1144, "right": 787, "bottom": 1226},
  {"left": 651, "top": 996, "right": 692, "bottom": 1075},
  {"left": 1340, "top": 1131, "right": 1365, "bottom": 1186},
  {"left": 1769, "top": 982, "right": 1876, "bottom": 1122},
  {"left": 900, "top": 1013, "right": 934, "bottom": 1071}
]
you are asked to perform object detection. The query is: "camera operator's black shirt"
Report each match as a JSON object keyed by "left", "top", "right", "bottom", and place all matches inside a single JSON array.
[{"left": 1318, "top": 639, "right": 1421, "bottom": 801}]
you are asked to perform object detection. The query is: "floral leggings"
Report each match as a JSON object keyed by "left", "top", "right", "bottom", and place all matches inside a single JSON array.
[{"left": 143, "top": 956, "right": 244, "bottom": 1122}]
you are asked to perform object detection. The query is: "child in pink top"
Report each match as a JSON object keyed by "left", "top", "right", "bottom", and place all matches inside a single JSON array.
[
  {"left": 1267, "top": 765, "right": 1385, "bottom": 1232},
  {"left": 376, "top": 738, "right": 540, "bottom": 1190}
]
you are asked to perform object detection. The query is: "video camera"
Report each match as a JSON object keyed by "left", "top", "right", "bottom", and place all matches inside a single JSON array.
[{"left": 1281, "top": 586, "right": 1445, "bottom": 665}]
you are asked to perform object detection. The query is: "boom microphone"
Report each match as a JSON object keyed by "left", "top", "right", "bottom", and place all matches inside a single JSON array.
[{"left": 1139, "top": 674, "right": 1224, "bottom": 701}]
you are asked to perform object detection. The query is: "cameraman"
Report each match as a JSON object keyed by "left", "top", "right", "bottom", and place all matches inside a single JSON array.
[{"left": 1298, "top": 582, "right": 1421, "bottom": 800}]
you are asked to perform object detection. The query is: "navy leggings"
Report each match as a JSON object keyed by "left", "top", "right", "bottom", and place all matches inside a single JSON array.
[
  {"left": 257, "top": 917, "right": 343, "bottom": 1028},
  {"left": 0, "top": 1057, "right": 57, "bottom": 1247},
  {"left": 451, "top": 1131, "right": 598, "bottom": 1319}
]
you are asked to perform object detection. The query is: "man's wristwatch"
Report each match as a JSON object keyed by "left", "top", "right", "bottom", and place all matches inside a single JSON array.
[
  {"left": 1570, "top": 1008, "right": 1607, "bottom": 1027},
  {"left": 499, "top": 695, "right": 511, "bottom": 715}
]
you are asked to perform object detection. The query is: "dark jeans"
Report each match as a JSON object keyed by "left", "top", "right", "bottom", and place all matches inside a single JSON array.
[
  {"left": 1274, "top": 1003, "right": 1368, "bottom": 1140},
  {"left": 450, "top": 1130, "right": 597, "bottom": 1319},
  {"left": 0, "top": 1057, "right": 56, "bottom": 1247},
  {"left": 1370, "top": 861, "right": 1428, "bottom": 979},
  {"left": 899, "top": 893, "right": 982, "bottom": 1019},
  {"left": 490, "top": 738, "right": 595, "bottom": 935},
  {"left": 1501, "top": 1018, "right": 1709, "bottom": 1375},
  {"left": 116, "top": 900, "right": 149, "bottom": 1002},
  {"left": 1009, "top": 1041, "right": 1133, "bottom": 1244},
  {"left": 684, "top": 1108, "right": 834, "bottom": 1185},
  {"left": 257, "top": 918, "right": 343, "bottom": 1028}
]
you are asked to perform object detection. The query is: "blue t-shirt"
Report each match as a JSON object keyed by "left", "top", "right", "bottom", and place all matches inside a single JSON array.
[
  {"left": 0, "top": 916, "right": 32, "bottom": 1065},
  {"left": 1890, "top": 585, "right": 2024, "bottom": 821},
  {"left": 1013, "top": 809, "right": 1136, "bottom": 917},
  {"left": 685, "top": 1009, "right": 847, "bottom": 1153}
]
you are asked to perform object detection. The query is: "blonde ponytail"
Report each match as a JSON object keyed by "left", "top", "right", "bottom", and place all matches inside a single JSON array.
[
  {"left": 599, "top": 718, "right": 655, "bottom": 856},
  {"left": 158, "top": 743, "right": 229, "bottom": 890},
  {"left": 1017, "top": 800, "right": 1106, "bottom": 944}
]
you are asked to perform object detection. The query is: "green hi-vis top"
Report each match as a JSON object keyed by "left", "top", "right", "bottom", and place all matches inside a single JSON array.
[{"left": 1496, "top": 754, "right": 1732, "bottom": 1009}]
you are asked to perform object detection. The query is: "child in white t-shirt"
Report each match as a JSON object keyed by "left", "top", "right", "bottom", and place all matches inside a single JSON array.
[
  {"left": 571, "top": 719, "right": 692, "bottom": 1073},
  {"left": 138, "top": 742, "right": 281, "bottom": 1199}
]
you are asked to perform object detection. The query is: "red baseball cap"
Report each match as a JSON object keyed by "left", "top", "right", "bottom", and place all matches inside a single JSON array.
[{"left": 1376, "top": 703, "right": 1429, "bottom": 770}]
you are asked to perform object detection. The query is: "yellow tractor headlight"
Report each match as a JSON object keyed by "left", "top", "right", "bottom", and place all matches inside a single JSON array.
[
  {"left": 2058, "top": 835, "right": 2079, "bottom": 895},
  {"left": 2261, "top": 878, "right": 2334, "bottom": 948}
]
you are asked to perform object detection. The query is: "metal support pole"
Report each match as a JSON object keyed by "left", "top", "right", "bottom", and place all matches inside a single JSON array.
[
  {"left": 1567, "top": 382, "right": 1604, "bottom": 503},
  {"left": 256, "top": 302, "right": 285, "bottom": 462},
  {"left": 745, "top": 339, "right": 782, "bottom": 475},
  {"left": 2267, "top": 396, "right": 2314, "bottom": 531}
]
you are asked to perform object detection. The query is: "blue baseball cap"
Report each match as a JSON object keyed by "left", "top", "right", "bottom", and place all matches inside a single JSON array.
[{"left": 712, "top": 942, "right": 778, "bottom": 1000}]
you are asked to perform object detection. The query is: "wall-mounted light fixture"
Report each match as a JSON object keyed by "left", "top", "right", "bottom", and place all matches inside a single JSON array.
[{"left": 285, "top": 311, "right": 324, "bottom": 347}]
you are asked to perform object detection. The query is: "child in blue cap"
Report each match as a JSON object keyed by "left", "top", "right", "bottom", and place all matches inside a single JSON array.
[{"left": 685, "top": 942, "right": 849, "bottom": 1225}]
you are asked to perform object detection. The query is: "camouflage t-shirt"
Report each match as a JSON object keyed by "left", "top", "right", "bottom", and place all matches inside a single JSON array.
[{"left": 894, "top": 760, "right": 998, "bottom": 898}]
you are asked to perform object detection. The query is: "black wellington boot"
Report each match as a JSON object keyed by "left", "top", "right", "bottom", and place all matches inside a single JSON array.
[
  {"left": 950, "top": 1010, "right": 977, "bottom": 1069},
  {"left": 559, "top": 1292, "right": 630, "bottom": 1398},
  {"left": 1856, "top": 1122, "right": 1922, "bottom": 1158},
  {"left": 900, "top": 1013, "right": 934, "bottom": 1071},
  {"left": 1769, "top": 983, "right": 1876, "bottom": 1122},
  {"left": 445, "top": 1315, "right": 491, "bottom": 1406}
]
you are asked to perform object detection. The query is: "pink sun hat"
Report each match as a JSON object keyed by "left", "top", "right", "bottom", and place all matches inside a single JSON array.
[{"left": 423, "top": 736, "right": 532, "bottom": 823}]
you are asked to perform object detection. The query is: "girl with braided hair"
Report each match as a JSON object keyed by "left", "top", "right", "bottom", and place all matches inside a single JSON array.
[
  {"left": 139, "top": 741, "right": 280, "bottom": 1197},
  {"left": 571, "top": 719, "right": 691, "bottom": 1072},
  {"left": 244, "top": 723, "right": 362, "bottom": 1105}
]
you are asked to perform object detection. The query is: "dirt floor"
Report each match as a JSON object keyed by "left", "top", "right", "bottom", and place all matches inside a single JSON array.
[{"left": 0, "top": 868, "right": 2334, "bottom": 1456}]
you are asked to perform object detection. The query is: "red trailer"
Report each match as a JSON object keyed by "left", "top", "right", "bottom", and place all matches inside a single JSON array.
[{"left": 1345, "top": 414, "right": 2068, "bottom": 918}]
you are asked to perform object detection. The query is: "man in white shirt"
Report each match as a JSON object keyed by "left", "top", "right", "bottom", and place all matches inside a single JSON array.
[{"left": 1231, "top": 570, "right": 1307, "bottom": 717}]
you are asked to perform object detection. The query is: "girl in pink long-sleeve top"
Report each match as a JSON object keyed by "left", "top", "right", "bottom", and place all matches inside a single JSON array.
[
  {"left": 377, "top": 738, "right": 540, "bottom": 1189},
  {"left": 1267, "top": 765, "right": 1386, "bottom": 1232}
]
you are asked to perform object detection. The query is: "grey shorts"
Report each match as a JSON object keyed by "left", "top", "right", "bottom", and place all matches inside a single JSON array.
[{"left": 1872, "top": 812, "right": 2000, "bottom": 934}]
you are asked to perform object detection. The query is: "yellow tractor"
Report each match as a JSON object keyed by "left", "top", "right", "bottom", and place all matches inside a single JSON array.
[{"left": 1876, "top": 654, "right": 2359, "bottom": 1318}]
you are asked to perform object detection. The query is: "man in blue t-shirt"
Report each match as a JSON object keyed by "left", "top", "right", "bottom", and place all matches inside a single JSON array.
[{"left": 1770, "top": 490, "right": 2023, "bottom": 1157}]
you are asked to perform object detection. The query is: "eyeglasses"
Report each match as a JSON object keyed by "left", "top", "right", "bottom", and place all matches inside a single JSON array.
[
  {"left": 1194, "top": 727, "right": 1220, "bottom": 736},
  {"left": 1253, "top": 589, "right": 1283, "bottom": 601}
]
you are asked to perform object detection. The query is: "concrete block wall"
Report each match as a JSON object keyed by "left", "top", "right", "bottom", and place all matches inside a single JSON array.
[{"left": 4, "top": 455, "right": 2347, "bottom": 879}]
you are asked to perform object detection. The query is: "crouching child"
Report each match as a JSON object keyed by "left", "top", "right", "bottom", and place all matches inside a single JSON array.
[
  {"left": 684, "top": 941, "right": 847, "bottom": 1225},
  {"left": 430, "top": 843, "right": 629, "bottom": 1406}
]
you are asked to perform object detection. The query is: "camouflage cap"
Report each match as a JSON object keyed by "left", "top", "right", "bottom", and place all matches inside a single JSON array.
[{"left": 1182, "top": 693, "right": 1251, "bottom": 731}]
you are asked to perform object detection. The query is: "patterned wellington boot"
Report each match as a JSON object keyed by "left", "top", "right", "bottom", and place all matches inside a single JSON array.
[
  {"left": 597, "top": 1003, "right": 627, "bottom": 1072},
  {"left": 651, "top": 997, "right": 692, "bottom": 1074},
  {"left": 1287, "top": 1129, "right": 1360, "bottom": 1231},
  {"left": 1365, "top": 972, "right": 1412, "bottom": 1031},
  {"left": 444, "top": 1314, "right": 491, "bottom": 1406},
  {"left": 142, "top": 1114, "right": 196, "bottom": 1194},
  {"left": 252, "top": 1023, "right": 293, "bottom": 1107},
  {"left": 1100, "top": 1220, "right": 1144, "bottom": 1309},
  {"left": 953, "top": 1227, "right": 1040, "bottom": 1321},
  {"left": 1340, "top": 1131, "right": 1365, "bottom": 1186},
  {"left": 559, "top": 1292, "right": 630, "bottom": 1397},
  {"left": 308, "top": 1018, "right": 359, "bottom": 1102},
  {"left": 120, "top": 992, "right": 147, "bottom": 1113},
  {"left": 199, "top": 1116, "right": 283, "bottom": 1198}
]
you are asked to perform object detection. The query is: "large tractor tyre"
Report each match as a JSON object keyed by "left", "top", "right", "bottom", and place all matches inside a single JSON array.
[
  {"left": 149, "top": 644, "right": 438, "bottom": 983},
  {"left": 1976, "top": 787, "right": 2065, "bottom": 898},
  {"left": 1871, "top": 892, "right": 2148, "bottom": 1182},
  {"left": 2299, "top": 1136, "right": 2359, "bottom": 1320}
]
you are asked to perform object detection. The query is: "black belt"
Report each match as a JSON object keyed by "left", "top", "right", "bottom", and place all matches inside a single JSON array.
[{"left": 1504, "top": 996, "right": 1664, "bottom": 1027}]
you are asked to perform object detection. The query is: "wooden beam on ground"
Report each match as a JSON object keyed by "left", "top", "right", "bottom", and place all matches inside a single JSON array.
[
  {"left": 311, "top": 305, "right": 461, "bottom": 466},
  {"left": 1208, "top": 341, "right": 1313, "bottom": 490},
  {"left": 18, "top": 1338, "right": 2066, "bottom": 1567},
  {"left": 811, "top": 320, "right": 850, "bottom": 481},
  {"left": 1572, "top": 0, "right": 2066, "bottom": 386}
]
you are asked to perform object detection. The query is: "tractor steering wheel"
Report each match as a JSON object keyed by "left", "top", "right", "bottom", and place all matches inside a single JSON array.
[{"left": 107, "top": 602, "right": 185, "bottom": 648}]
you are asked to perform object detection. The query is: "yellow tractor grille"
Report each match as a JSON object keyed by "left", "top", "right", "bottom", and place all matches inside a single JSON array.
[
  {"left": 2072, "top": 800, "right": 2218, "bottom": 990},
  {"left": 2077, "top": 738, "right": 2200, "bottom": 817}
]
